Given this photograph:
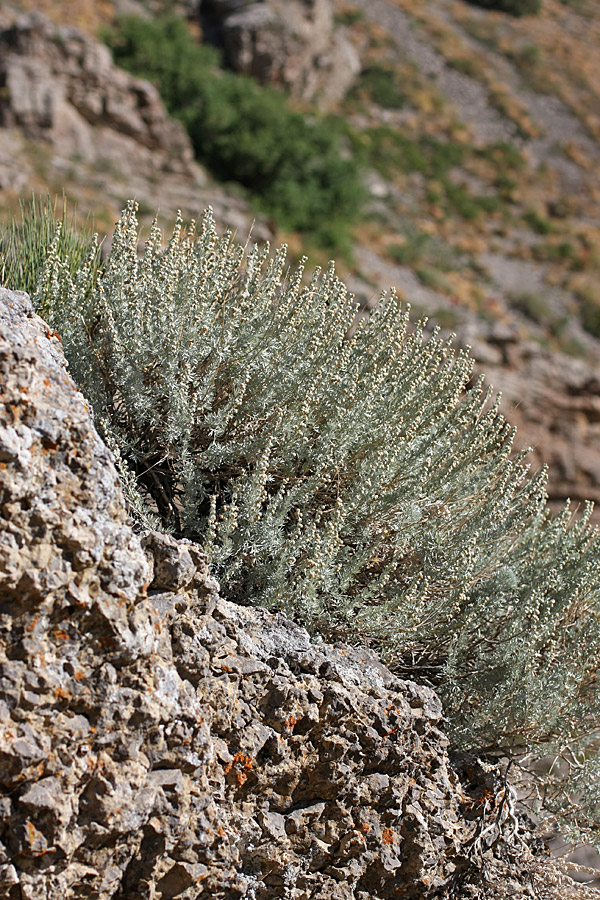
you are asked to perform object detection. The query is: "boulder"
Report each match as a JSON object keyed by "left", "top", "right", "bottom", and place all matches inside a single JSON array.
[
  {"left": 0, "top": 287, "right": 589, "bottom": 898},
  {"left": 199, "top": 0, "right": 360, "bottom": 108}
]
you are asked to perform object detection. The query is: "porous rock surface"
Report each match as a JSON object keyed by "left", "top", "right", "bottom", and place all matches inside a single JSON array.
[{"left": 0, "top": 287, "right": 586, "bottom": 898}]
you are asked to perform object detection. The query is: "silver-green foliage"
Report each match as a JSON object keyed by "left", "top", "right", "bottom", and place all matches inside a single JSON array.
[{"left": 12, "top": 202, "right": 600, "bottom": 843}]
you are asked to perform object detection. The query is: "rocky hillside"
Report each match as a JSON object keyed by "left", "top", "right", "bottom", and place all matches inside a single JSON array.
[
  {"left": 0, "top": 3, "right": 272, "bottom": 240},
  {"left": 337, "top": 0, "right": 600, "bottom": 514},
  {"left": 1, "top": 0, "right": 600, "bottom": 516},
  {"left": 2, "top": 284, "right": 598, "bottom": 900}
]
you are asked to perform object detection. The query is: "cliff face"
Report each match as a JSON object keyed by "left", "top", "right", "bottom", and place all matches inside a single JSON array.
[
  {"left": 0, "top": 12, "right": 193, "bottom": 173},
  {"left": 0, "top": 9, "right": 271, "bottom": 240},
  {"left": 0, "top": 289, "right": 593, "bottom": 899}
]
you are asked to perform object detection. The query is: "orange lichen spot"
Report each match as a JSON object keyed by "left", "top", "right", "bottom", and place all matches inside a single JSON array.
[
  {"left": 27, "top": 615, "right": 40, "bottom": 632},
  {"left": 218, "top": 827, "right": 226, "bottom": 837},
  {"left": 25, "top": 819, "right": 48, "bottom": 856},
  {"left": 382, "top": 828, "right": 394, "bottom": 845},
  {"left": 52, "top": 628, "right": 70, "bottom": 642},
  {"left": 43, "top": 377, "right": 51, "bottom": 387},
  {"left": 26, "top": 820, "right": 40, "bottom": 843},
  {"left": 283, "top": 714, "right": 298, "bottom": 731},
  {"left": 224, "top": 752, "right": 254, "bottom": 773},
  {"left": 74, "top": 670, "right": 86, "bottom": 682},
  {"left": 98, "top": 636, "right": 115, "bottom": 648},
  {"left": 31, "top": 762, "right": 45, "bottom": 780},
  {"left": 54, "top": 686, "right": 70, "bottom": 700},
  {"left": 220, "top": 664, "right": 232, "bottom": 673},
  {"left": 360, "top": 823, "right": 371, "bottom": 834},
  {"left": 0, "top": 462, "right": 6, "bottom": 470},
  {"left": 224, "top": 752, "right": 254, "bottom": 787}
]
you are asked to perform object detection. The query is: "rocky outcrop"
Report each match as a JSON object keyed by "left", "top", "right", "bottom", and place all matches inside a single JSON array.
[
  {"left": 0, "top": 10, "right": 270, "bottom": 240},
  {"left": 198, "top": 0, "right": 360, "bottom": 108},
  {"left": 0, "top": 11, "right": 194, "bottom": 180},
  {"left": 1, "top": 288, "right": 592, "bottom": 898}
]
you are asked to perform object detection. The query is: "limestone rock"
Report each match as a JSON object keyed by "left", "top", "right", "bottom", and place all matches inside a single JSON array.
[
  {"left": 0, "top": 12, "right": 194, "bottom": 177},
  {"left": 0, "top": 287, "right": 587, "bottom": 898},
  {"left": 0, "top": 10, "right": 272, "bottom": 243},
  {"left": 199, "top": 0, "right": 360, "bottom": 108}
]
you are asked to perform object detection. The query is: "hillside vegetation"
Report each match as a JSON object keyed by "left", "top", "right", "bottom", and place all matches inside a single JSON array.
[
  {"left": 4, "top": 0, "right": 599, "bottom": 353},
  {"left": 2, "top": 0, "right": 600, "bottom": 873},
  {"left": 103, "top": 13, "right": 364, "bottom": 253},
  {"left": 3, "top": 195, "right": 600, "bottom": 858}
]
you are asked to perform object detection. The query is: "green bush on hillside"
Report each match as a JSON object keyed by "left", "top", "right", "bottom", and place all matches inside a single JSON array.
[
  {"left": 104, "top": 15, "right": 363, "bottom": 251},
  {"left": 350, "top": 63, "right": 407, "bottom": 109},
  {"left": 2, "top": 200, "right": 600, "bottom": 847},
  {"left": 579, "top": 294, "right": 600, "bottom": 339},
  {"left": 466, "top": 0, "right": 542, "bottom": 15}
]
